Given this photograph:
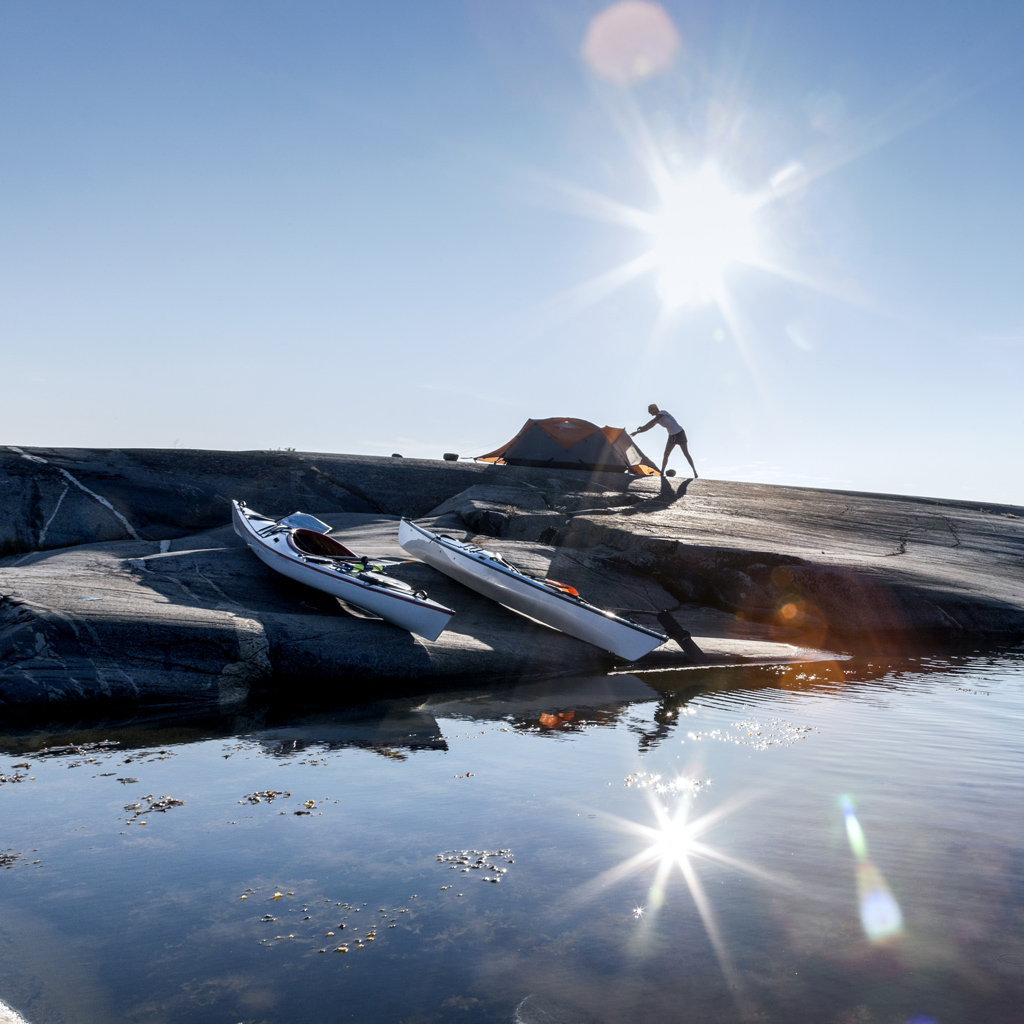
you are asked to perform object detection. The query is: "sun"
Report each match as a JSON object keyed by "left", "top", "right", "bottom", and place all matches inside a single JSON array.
[{"left": 651, "top": 164, "right": 760, "bottom": 308}]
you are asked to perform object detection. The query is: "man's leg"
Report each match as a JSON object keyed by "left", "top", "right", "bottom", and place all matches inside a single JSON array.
[
  {"left": 661, "top": 438, "right": 673, "bottom": 475},
  {"left": 679, "top": 441, "right": 698, "bottom": 478}
]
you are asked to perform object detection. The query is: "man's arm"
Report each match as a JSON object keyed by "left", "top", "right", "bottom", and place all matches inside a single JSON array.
[{"left": 631, "top": 416, "right": 658, "bottom": 436}]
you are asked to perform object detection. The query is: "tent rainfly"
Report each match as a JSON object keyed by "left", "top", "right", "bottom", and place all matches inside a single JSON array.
[{"left": 476, "top": 418, "right": 660, "bottom": 475}]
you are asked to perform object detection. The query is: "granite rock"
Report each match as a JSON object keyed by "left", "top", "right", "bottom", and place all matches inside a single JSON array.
[
  {"left": 0, "top": 514, "right": 823, "bottom": 709},
  {"left": 1, "top": 447, "right": 1021, "bottom": 710}
]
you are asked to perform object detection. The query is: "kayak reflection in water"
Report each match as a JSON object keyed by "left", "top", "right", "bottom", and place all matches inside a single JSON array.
[{"left": 631, "top": 403, "right": 698, "bottom": 478}]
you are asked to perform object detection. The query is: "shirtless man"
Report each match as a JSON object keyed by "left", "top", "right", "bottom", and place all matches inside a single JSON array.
[{"left": 631, "top": 404, "right": 698, "bottom": 478}]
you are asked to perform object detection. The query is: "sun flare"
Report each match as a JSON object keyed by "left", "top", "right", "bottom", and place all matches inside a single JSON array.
[
  {"left": 651, "top": 165, "right": 759, "bottom": 308},
  {"left": 647, "top": 798, "right": 694, "bottom": 865},
  {"left": 573, "top": 789, "right": 788, "bottom": 1005}
]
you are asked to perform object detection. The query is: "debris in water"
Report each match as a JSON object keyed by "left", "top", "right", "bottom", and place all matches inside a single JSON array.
[
  {"left": 239, "top": 790, "right": 290, "bottom": 805},
  {"left": 436, "top": 849, "right": 513, "bottom": 882},
  {"left": 123, "top": 794, "right": 184, "bottom": 825}
]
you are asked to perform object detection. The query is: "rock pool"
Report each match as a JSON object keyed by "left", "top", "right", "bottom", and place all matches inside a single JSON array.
[{"left": 1, "top": 647, "right": 1022, "bottom": 1023}]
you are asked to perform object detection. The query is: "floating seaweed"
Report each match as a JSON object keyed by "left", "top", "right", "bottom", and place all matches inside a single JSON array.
[
  {"left": 436, "top": 849, "right": 514, "bottom": 882},
  {"left": 239, "top": 790, "right": 291, "bottom": 805}
]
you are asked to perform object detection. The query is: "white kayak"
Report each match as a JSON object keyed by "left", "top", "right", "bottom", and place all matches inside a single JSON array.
[
  {"left": 398, "top": 519, "right": 666, "bottom": 661},
  {"left": 232, "top": 501, "right": 455, "bottom": 641}
]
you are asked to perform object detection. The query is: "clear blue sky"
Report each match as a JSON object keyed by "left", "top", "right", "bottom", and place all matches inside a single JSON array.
[{"left": 2, "top": 0, "right": 1022, "bottom": 504}]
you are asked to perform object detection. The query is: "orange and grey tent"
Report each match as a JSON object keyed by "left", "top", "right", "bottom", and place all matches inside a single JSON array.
[{"left": 476, "top": 418, "right": 660, "bottom": 475}]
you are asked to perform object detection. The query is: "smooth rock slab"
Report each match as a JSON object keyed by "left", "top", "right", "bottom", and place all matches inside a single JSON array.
[
  {"left": 0, "top": 514, "right": 824, "bottom": 709},
  {"left": 430, "top": 479, "right": 1024, "bottom": 639}
]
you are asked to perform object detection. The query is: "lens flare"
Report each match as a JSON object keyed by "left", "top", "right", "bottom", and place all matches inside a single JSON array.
[
  {"left": 856, "top": 862, "right": 904, "bottom": 941},
  {"left": 841, "top": 796, "right": 868, "bottom": 860},
  {"left": 840, "top": 796, "right": 903, "bottom": 943},
  {"left": 582, "top": 1, "right": 681, "bottom": 86}
]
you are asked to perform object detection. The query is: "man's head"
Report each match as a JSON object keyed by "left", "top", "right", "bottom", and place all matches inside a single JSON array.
[{"left": 648, "top": 404, "right": 659, "bottom": 415}]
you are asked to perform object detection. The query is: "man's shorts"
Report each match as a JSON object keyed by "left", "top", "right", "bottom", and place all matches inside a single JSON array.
[{"left": 668, "top": 428, "right": 687, "bottom": 445}]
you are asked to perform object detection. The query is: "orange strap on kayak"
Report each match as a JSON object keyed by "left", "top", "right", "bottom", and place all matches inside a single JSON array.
[{"left": 544, "top": 579, "right": 579, "bottom": 597}]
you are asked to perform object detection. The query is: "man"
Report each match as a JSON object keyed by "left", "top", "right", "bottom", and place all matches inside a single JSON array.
[{"left": 631, "top": 404, "right": 698, "bottom": 478}]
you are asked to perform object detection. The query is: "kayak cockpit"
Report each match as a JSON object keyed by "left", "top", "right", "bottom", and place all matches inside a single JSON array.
[{"left": 289, "top": 529, "right": 358, "bottom": 559}]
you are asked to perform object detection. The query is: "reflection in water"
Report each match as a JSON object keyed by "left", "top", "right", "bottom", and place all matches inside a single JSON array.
[
  {"left": 0, "top": 647, "right": 1022, "bottom": 1023},
  {"left": 255, "top": 706, "right": 448, "bottom": 758},
  {"left": 0, "top": 650, "right": 988, "bottom": 760},
  {"left": 842, "top": 796, "right": 904, "bottom": 943},
  {"left": 633, "top": 688, "right": 698, "bottom": 752}
]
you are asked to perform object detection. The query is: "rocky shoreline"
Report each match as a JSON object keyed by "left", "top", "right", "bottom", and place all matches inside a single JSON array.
[{"left": 2, "top": 446, "right": 1021, "bottom": 712}]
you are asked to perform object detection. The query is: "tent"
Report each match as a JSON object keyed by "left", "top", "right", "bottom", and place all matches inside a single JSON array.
[{"left": 476, "top": 418, "right": 660, "bottom": 475}]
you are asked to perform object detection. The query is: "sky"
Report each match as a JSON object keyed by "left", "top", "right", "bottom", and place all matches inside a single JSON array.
[{"left": 1, "top": 0, "right": 1022, "bottom": 505}]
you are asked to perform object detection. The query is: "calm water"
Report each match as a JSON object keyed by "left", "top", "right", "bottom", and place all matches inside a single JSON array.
[{"left": 1, "top": 647, "right": 1022, "bottom": 1024}]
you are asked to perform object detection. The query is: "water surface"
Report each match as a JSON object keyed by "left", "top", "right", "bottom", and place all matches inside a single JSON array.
[{"left": 1, "top": 647, "right": 1022, "bottom": 1023}]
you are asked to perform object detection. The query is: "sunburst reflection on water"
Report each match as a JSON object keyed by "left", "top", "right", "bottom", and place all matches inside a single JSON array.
[{"left": 577, "top": 783, "right": 794, "bottom": 1006}]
